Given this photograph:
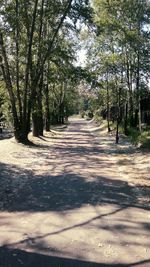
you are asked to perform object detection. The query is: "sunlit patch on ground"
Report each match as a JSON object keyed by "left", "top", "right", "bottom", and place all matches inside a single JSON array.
[{"left": 0, "top": 118, "right": 150, "bottom": 266}]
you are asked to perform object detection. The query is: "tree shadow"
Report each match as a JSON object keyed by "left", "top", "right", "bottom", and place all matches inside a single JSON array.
[
  {"left": 0, "top": 162, "right": 149, "bottom": 212},
  {"left": 0, "top": 118, "right": 149, "bottom": 266},
  {"left": 0, "top": 130, "right": 14, "bottom": 140},
  {"left": 1, "top": 160, "right": 149, "bottom": 264},
  {"left": 45, "top": 143, "right": 138, "bottom": 156},
  {"left": 0, "top": 246, "right": 150, "bottom": 267}
]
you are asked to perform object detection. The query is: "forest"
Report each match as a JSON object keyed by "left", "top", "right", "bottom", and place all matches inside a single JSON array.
[
  {"left": 0, "top": 0, "right": 150, "bottom": 146},
  {"left": 0, "top": 1, "right": 150, "bottom": 266}
]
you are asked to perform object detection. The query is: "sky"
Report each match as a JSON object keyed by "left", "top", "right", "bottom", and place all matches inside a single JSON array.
[{"left": 76, "top": 48, "right": 87, "bottom": 67}]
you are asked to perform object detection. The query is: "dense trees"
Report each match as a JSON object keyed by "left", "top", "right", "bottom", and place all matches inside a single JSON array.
[
  {"left": 0, "top": 0, "right": 91, "bottom": 142},
  {"left": 0, "top": 0, "right": 150, "bottom": 145},
  {"left": 83, "top": 0, "right": 150, "bottom": 143}
]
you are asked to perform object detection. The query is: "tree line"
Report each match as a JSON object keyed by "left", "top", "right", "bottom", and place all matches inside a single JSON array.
[
  {"left": 82, "top": 0, "right": 150, "bottom": 143},
  {"left": 0, "top": 0, "right": 150, "bottom": 145},
  {"left": 0, "top": 0, "right": 91, "bottom": 143}
]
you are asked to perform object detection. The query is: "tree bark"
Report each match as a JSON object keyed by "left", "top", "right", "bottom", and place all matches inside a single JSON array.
[
  {"left": 0, "top": 32, "right": 29, "bottom": 142},
  {"left": 23, "top": 0, "right": 39, "bottom": 125},
  {"left": 37, "top": 77, "right": 44, "bottom": 136},
  {"left": 136, "top": 50, "right": 142, "bottom": 132},
  {"left": 124, "top": 102, "right": 128, "bottom": 135},
  {"left": 106, "top": 71, "right": 111, "bottom": 132},
  {"left": 15, "top": 0, "right": 22, "bottom": 122},
  {"left": 116, "top": 82, "right": 121, "bottom": 144},
  {"left": 32, "top": 112, "right": 39, "bottom": 137},
  {"left": 125, "top": 48, "right": 134, "bottom": 126},
  {"left": 45, "top": 84, "right": 50, "bottom": 131}
]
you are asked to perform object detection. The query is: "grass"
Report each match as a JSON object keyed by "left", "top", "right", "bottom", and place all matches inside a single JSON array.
[
  {"left": 120, "top": 127, "right": 150, "bottom": 149},
  {"left": 139, "top": 131, "right": 150, "bottom": 149},
  {"left": 107, "top": 120, "right": 150, "bottom": 149},
  {"left": 88, "top": 113, "right": 150, "bottom": 149},
  {"left": 127, "top": 128, "right": 140, "bottom": 145},
  {"left": 101, "top": 118, "right": 150, "bottom": 149}
]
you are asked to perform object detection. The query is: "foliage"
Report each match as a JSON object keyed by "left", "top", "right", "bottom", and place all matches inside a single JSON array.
[
  {"left": 0, "top": 0, "right": 91, "bottom": 142},
  {"left": 80, "top": 0, "right": 150, "bottom": 142}
]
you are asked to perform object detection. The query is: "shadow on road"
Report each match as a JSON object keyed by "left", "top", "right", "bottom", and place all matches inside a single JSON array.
[
  {"left": 0, "top": 162, "right": 149, "bottom": 212},
  {"left": 0, "top": 246, "right": 150, "bottom": 267},
  {"left": 0, "top": 119, "right": 149, "bottom": 266}
]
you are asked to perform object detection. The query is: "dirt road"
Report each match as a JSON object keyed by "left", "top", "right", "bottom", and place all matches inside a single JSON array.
[{"left": 0, "top": 117, "right": 150, "bottom": 266}]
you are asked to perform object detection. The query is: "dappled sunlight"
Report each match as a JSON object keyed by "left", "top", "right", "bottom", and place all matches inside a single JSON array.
[
  {"left": 0, "top": 205, "right": 150, "bottom": 264},
  {"left": 0, "top": 118, "right": 150, "bottom": 265}
]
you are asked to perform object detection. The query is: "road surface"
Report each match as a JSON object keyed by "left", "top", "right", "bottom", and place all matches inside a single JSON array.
[{"left": 0, "top": 117, "right": 150, "bottom": 266}]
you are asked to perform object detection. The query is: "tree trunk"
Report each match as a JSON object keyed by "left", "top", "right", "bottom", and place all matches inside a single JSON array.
[
  {"left": 136, "top": 51, "right": 142, "bottom": 133},
  {"left": 59, "top": 103, "right": 64, "bottom": 124},
  {"left": 45, "top": 84, "right": 50, "bottom": 131},
  {"left": 32, "top": 90, "right": 43, "bottom": 137},
  {"left": 106, "top": 72, "right": 111, "bottom": 132},
  {"left": 23, "top": 0, "right": 39, "bottom": 126},
  {"left": 15, "top": 0, "right": 22, "bottom": 122},
  {"left": 125, "top": 48, "right": 134, "bottom": 127},
  {"left": 116, "top": 86, "right": 121, "bottom": 144},
  {"left": 124, "top": 102, "right": 128, "bottom": 135},
  {"left": 138, "top": 96, "right": 142, "bottom": 132},
  {"left": 116, "top": 116, "right": 119, "bottom": 144},
  {"left": 32, "top": 103, "right": 43, "bottom": 137},
  {"left": 0, "top": 32, "right": 29, "bottom": 143},
  {"left": 134, "top": 109, "right": 139, "bottom": 127},
  {"left": 14, "top": 128, "right": 29, "bottom": 143},
  {"left": 32, "top": 112, "right": 39, "bottom": 137},
  {"left": 37, "top": 77, "right": 44, "bottom": 136}
]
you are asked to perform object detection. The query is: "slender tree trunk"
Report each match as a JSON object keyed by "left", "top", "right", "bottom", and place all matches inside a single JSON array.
[
  {"left": 124, "top": 102, "right": 128, "bottom": 135},
  {"left": 36, "top": 0, "right": 73, "bottom": 83},
  {"left": 116, "top": 83, "right": 122, "bottom": 144},
  {"left": 116, "top": 116, "right": 119, "bottom": 144},
  {"left": 45, "top": 84, "right": 50, "bottom": 131},
  {"left": 36, "top": 0, "right": 45, "bottom": 69},
  {"left": 106, "top": 71, "right": 111, "bottom": 132},
  {"left": 134, "top": 109, "right": 139, "bottom": 127},
  {"left": 23, "top": 0, "right": 39, "bottom": 127},
  {"left": 32, "top": 77, "right": 43, "bottom": 137},
  {"left": 26, "top": 0, "right": 73, "bottom": 135},
  {"left": 136, "top": 51, "right": 142, "bottom": 132},
  {"left": 59, "top": 103, "right": 64, "bottom": 124},
  {"left": 15, "top": 0, "right": 22, "bottom": 122},
  {"left": 37, "top": 77, "right": 44, "bottom": 136},
  {"left": 125, "top": 49, "right": 134, "bottom": 127},
  {"left": 138, "top": 96, "right": 142, "bottom": 132},
  {"left": 0, "top": 33, "right": 29, "bottom": 142}
]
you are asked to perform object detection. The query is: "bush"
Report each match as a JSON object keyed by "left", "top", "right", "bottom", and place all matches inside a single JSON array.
[
  {"left": 94, "top": 113, "right": 103, "bottom": 123},
  {"left": 127, "top": 127, "right": 150, "bottom": 148},
  {"left": 127, "top": 128, "right": 140, "bottom": 145},
  {"left": 85, "top": 110, "right": 93, "bottom": 119},
  {"left": 139, "top": 131, "right": 150, "bottom": 149}
]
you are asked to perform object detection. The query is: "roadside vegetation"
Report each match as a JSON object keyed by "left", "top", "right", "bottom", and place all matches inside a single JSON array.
[
  {"left": 0, "top": 0, "right": 150, "bottom": 150},
  {"left": 78, "top": 0, "right": 150, "bottom": 149}
]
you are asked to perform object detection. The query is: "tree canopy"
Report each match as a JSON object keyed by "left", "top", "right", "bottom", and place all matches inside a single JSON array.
[{"left": 0, "top": 0, "right": 150, "bottom": 144}]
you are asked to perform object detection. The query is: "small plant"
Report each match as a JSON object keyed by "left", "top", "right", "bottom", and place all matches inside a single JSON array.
[
  {"left": 139, "top": 131, "right": 150, "bottom": 149},
  {"left": 127, "top": 128, "right": 140, "bottom": 145},
  {"left": 126, "top": 127, "right": 150, "bottom": 149}
]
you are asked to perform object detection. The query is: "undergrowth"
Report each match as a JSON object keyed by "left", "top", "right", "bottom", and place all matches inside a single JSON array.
[{"left": 95, "top": 115, "right": 150, "bottom": 149}]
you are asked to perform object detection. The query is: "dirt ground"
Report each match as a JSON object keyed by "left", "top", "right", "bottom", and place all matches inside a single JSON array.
[{"left": 0, "top": 117, "right": 150, "bottom": 267}]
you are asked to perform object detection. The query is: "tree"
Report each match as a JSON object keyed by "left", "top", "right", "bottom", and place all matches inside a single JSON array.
[
  {"left": 84, "top": 0, "right": 150, "bottom": 142},
  {"left": 0, "top": 0, "right": 91, "bottom": 143}
]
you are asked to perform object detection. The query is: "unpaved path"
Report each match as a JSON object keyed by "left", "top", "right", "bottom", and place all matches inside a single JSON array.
[{"left": 0, "top": 117, "right": 150, "bottom": 267}]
